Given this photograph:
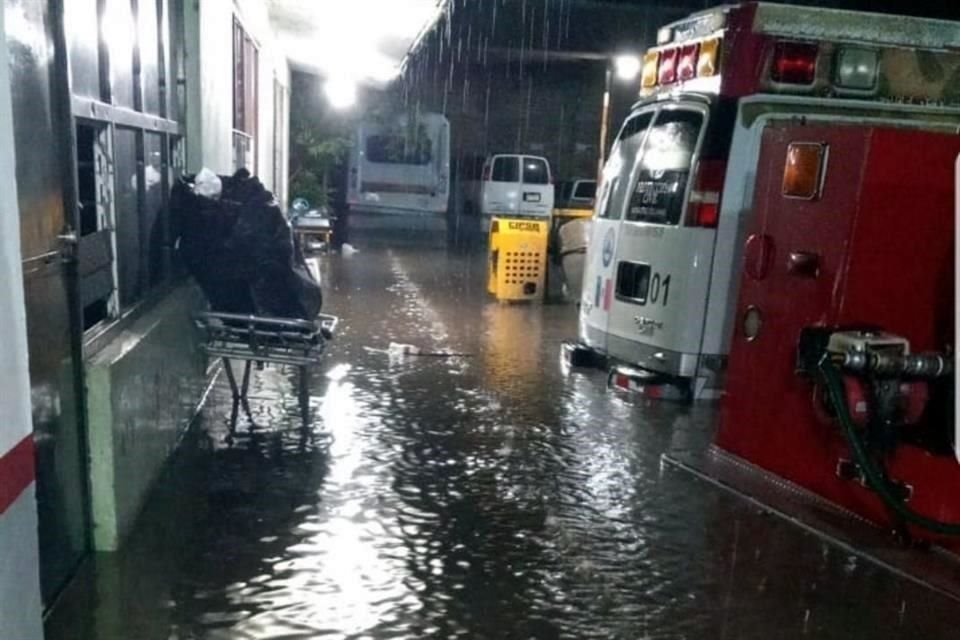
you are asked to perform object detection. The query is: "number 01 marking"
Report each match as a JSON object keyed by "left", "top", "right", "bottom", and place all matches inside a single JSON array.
[{"left": 648, "top": 273, "right": 671, "bottom": 306}]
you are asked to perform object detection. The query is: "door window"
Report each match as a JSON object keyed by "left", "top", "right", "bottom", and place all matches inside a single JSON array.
[
  {"left": 522, "top": 157, "right": 549, "bottom": 184},
  {"left": 492, "top": 156, "right": 519, "bottom": 182},
  {"left": 365, "top": 134, "right": 432, "bottom": 165},
  {"left": 626, "top": 109, "right": 704, "bottom": 225},
  {"left": 597, "top": 176, "right": 620, "bottom": 219},
  {"left": 598, "top": 111, "right": 654, "bottom": 219},
  {"left": 573, "top": 181, "right": 596, "bottom": 200}
]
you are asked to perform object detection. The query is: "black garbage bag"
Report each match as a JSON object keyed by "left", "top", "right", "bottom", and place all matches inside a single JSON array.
[{"left": 171, "top": 169, "right": 322, "bottom": 319}]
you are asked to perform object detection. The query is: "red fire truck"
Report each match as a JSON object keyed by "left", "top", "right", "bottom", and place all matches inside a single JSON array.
[
  {"left": 580, "top": 2, "right": 960, "bottom": 553},
  {"left": 711, "top": 2, "right": 960, "bottom": 554}
]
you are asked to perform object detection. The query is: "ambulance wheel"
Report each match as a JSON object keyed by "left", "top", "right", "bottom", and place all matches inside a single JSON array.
[{"left": 561, "top": 340, "right": 598, "bottom": 368}]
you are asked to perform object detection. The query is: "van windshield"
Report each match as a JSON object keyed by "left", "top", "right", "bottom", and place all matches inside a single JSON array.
[{"left": 626, "top": 109, "right": 703, "bottom": 225}]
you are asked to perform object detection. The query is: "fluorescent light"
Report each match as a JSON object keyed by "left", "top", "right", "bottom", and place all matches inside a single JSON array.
[{"left": 272, "top": 0, "right": 442, "bottom": 86}]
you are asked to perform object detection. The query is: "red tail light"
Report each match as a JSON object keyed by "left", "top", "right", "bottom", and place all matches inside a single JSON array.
[
  {"left": 658, "top": 48, "right": 679, "bottom": 85},
  {"left": 771, "top": 41, "right": 818, "bottom": 85},
  {"left": 692, "top": 201, "right": 719, "bottom": 227},
  {"left": 482, "top": 164, "right": 491, "bottom": 181},
  {"left": 677, "top": 44, "right": 700, "bottom": 82},
  {"left": 687, "top": 159, "right": 726, "bottom": 228}
]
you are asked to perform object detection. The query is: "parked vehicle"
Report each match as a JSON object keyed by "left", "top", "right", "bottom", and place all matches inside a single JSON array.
[
  {"left": 463, "top": 153, "right": 554, "bottom": 230},
  {"left": 554, "top": 178, "right": 596, "bottom": 211},
  {"left": 574, "top": 1, "right": 960, "bottom": 400},
  {"left": 549, "top": 178, "right": 595, "bottom": 301},
  {"left": 346, "top": 112, "right": 450, "bottom": 221}
]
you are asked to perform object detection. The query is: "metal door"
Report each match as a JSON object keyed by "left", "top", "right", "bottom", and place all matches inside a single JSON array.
[
  {"left": 517, "top": 155, "right": 553, "bottom": 217},
  {"left": 720, "top": 121, "right": 960, "bottom": 510},
  {"left": 719, "top": 123, "right": 869, "bottom": 473},
  {"left": 482, "top": 155, "right": 521, "bottom": 216},
  {"left": 7, "top": 0, "right": 89, "bottom": 603},
  {"left": 606, "top": 104, "right": 714, "bottom": 376}
]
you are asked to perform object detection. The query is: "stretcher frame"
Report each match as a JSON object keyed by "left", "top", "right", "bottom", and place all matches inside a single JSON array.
[{"left": 193, "top": 311, "right": 338, "bottom": 425}]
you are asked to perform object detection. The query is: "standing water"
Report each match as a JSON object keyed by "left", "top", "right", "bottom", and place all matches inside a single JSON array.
[{"left": 46, "top": 247, "right": 960, "bottom": 639}]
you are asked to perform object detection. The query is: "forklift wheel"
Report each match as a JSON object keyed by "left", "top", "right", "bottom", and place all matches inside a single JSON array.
[{"left": 561, "top": 340, "right": 598, "bottom": 368}]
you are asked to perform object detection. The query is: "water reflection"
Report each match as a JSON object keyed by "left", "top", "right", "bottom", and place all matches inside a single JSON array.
[{"left": 46, "top": 246, "right": 960, "bottom": 640}]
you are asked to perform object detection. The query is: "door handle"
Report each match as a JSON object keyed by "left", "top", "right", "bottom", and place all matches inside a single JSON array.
[
  {"left": 787, "top": 251, "right": 820, "bottom": 278},
  {"left": 744, "top": 233, "right": 774, "bottom": 280},
  {"left": 58, "top": 229, "right": 78, "bottom": 264}
]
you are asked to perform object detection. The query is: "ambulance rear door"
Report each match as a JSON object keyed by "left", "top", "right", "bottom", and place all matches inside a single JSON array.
[
  {"left": 605, "top": 102, "right": 715, "bottom": 377},
  {"left": 579, "top": 109, "right": 656, "bottom": 353}
]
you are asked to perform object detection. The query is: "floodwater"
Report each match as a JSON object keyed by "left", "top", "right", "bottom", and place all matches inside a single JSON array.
[{"left": 46, "top": 245, "right": 960, "bottom": 640}]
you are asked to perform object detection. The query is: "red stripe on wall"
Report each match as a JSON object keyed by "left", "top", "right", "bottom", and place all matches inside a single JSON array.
[{"left": 0, "top": 436, "right": 35, "bottom": 515}]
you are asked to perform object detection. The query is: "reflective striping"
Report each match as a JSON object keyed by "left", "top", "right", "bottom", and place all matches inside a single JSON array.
[
  {"left": 688, "top": 190, "right": 720, "bottom": 204},
  {"left": 0, "top": 436, "right": 35, "bottom": 515}
]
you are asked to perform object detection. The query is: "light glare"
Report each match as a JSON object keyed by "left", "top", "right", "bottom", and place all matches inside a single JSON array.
[
  {"left": 325, "top": 78, "right": 357, "bottom": 110},
  {"left": 614, "top": 55, "right": 642, "bottom": 82}
]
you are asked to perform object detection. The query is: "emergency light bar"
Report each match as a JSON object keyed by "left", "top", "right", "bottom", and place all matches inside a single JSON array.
[
  {"left": 640, "top": 2, "right": 960, "bottom": 104},
  {"left": 641, "top": 37, "right": 722, "bottom": 93},
  {"left": 771, "top": 42, "right": 818, "bottom": 86}
]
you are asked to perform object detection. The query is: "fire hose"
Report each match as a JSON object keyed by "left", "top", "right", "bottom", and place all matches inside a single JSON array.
[{"left": 817, "top": 354, "right": 960, "bottom": 536}]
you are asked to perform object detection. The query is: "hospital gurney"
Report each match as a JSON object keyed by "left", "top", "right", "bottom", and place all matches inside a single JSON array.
[{"left": 193, "top": 311, "right": 338, "bottom": 425}]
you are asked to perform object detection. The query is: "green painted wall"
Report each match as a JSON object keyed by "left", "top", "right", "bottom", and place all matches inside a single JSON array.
[{"left": 85, "top": 285, "right": 210, "bottom": 551}]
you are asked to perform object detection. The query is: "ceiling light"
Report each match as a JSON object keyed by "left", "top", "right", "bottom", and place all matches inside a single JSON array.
[{"left": 325, "top": 78, "right": 357, "bottom": 110}]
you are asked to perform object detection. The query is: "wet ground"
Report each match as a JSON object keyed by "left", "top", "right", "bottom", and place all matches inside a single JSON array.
[{"left": 46, "top": 245, "right": 960, "bottom": 639}]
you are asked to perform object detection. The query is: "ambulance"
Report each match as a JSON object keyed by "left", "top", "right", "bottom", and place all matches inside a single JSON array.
[{"left": 575, "top": 1, "right": 960, "bottom": 400}]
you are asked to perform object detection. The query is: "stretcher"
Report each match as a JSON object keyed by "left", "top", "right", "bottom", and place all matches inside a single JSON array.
[
  {"left": 193, "top": 311, "right": 338, "bottom": 425},
  {"left": 292, "top": 214, "right": 335, "bottom": 253}
]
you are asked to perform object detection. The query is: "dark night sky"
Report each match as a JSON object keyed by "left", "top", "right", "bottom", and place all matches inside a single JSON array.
[
  {"left": 596, "top": 0, "right": 958, "bottom": 20},
  {"left": 408, "top": 1, "right": 960, "bottom": 66}
]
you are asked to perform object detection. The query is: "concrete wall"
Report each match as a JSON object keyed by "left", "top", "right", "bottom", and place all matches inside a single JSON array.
[
  {"left": 0, "top": 2, "right": 44, "bottom": 636},
  {"left": 186, "top": 0, "right": 291, "bottom": 205},
  {"left": 82, "top": 0, "right": 292, "bottom": 553},
  {"left": 85, "top": 286, "right": 208, "bottom": 550}
]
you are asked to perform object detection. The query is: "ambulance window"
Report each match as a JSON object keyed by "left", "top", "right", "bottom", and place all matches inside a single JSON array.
[
  {"left": 597, "top": 176, "right": 620, "bottom": 219},
  {"left": 599, "top": 112, "right": 654, "bottom": 220},
  {"left": 627, "top": 110, "right": 704, "bottom": 225},
  {"left": 617, "top": 112, "right": 653, "bottom": 143},
  {"left": 492, "top": 156, "right": 520, "bottom": 182}
]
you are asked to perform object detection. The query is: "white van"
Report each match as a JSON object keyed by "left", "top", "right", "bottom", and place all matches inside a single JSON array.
[{"left": 466, "top": 154, "right": 554, "bottom": 228}]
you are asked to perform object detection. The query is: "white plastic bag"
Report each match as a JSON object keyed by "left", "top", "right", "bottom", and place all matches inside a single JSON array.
[
  {"left": 193, "top": 167, "right": 223, "bottom": 199},
  {"left": 388, "top": 342, "right": 421, "bottom": 356}
]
